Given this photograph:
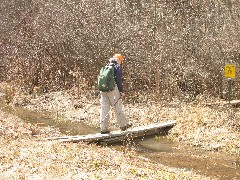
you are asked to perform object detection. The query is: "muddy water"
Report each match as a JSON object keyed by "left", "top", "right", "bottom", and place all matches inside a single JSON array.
[
  {"left": 0, "top": 95, "right": 99, "bottom": 135},
  {"left": 0, "top": 94, "right": 239, "bottom": 179},
  {"left": 134, "top": 138, "right": 240, "bottom": 180}
]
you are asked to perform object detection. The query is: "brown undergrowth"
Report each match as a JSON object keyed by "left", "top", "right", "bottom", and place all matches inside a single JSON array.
[
  {"left": 0, "top": 109, "right": 209, "bottom": 179},
  {"left": 1, "top": 83, "right": 239, "bottom": 179},
  {"left": 9, "top": 87, "right": 240, "bottom": 156},
  {"left": 20, "top": 90, "right": 240, "bottom": 156}
]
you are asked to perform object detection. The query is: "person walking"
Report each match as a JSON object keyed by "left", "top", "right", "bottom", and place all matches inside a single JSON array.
[{"left": 100, "top": 54, "right": 132, "bottom": 134}]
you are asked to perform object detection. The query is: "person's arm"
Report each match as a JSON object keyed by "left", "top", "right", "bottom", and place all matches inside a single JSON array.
[{"left": 114, "top": 65, "right": 123, "bottom": 93}]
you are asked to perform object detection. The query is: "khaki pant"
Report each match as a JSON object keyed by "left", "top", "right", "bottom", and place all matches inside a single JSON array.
[{"left": 100, "top": 85, "right": 128, "bottom": 131}]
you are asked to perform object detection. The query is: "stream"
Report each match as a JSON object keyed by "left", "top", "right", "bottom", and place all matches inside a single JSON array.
[{"left": 0, "top": 94, "right": 239, "bottom": 179}]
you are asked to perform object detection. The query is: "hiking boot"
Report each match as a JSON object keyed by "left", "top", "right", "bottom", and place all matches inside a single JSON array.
[
  {"left": 120, "top": 123, "right": 133, "bottom": 131},
  {"left": 101, "top": 130, "right": 110, "bottom": 134}
]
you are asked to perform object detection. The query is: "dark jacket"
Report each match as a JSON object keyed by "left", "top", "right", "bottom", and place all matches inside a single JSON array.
[
  {"left": 109, "top": 61, "right": 123, "bottom": 93},
  {"left": 114, "top": 63, "right": 123, "bottom": 93}
]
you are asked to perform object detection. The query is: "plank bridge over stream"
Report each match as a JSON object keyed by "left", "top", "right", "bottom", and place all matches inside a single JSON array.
[{"left": 50, "top": 120, "right": 176, "bottom": 143}]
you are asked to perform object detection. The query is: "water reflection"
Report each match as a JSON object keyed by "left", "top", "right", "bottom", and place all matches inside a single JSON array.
[{"left": 0, "top": 97, "right": 99, "bottom": 136}]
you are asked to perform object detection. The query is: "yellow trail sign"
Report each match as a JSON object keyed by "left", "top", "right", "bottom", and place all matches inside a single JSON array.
[{"left": 224, "top": 64, "right": 236, "bottom": 79}]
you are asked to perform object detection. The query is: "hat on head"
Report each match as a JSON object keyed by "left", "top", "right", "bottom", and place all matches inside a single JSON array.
[{"left": 113, "top": 54, "right": 124, "bottom": 61}]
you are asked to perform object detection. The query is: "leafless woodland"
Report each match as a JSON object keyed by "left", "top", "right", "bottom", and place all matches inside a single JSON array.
[{"left": 1, "top": 0, "right": 240, "bottom": 101}]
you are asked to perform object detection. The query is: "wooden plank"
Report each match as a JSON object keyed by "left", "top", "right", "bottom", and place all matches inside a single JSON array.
[
  {"left": 50, "top": 120, "right": 176, "bottom": 143},
  {"left": 206, "top": 100, "right": 240, "bottom": 107}
]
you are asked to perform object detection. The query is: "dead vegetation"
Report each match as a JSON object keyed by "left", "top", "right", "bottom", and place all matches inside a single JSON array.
[
  {"left": 0, "top": 88, "right": 239, "bottom": 179},
  {"left": 0, "top": 110, "right": 212, "bottom": 180},
  {"left": 1, "top": 0, "right": 240, "bottom": 101},
  {"left": 11, "top": 87, "right": 240, "bottom": 156},
  {"left": 1, "top": 0, "right": 240, "bottom": 178}
]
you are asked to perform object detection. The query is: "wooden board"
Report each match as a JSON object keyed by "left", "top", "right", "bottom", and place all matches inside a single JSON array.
[
  {"left": 206, "top": 100, "right": 240, "bottom": 108},
  {"left": 50, "top": 120, "right": 176, "bottom": 143}
]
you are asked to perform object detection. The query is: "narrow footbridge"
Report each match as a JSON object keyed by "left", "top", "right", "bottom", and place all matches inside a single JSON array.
[{"left": 50, "top": 120, "right": 176, "bottom": 143}]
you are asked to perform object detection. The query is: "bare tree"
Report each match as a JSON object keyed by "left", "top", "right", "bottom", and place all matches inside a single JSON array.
[{"left": 1, "top": 0, "right": 240, "bottom": 100}]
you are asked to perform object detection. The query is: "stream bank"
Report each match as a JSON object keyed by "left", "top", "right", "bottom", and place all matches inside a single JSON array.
[{"left": 1, "top": 91, "right": 240, "bottom": 179}]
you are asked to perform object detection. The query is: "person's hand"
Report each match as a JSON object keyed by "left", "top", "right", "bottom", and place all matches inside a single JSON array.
[{"left": 120, "top": 92, "right": 125, "bottom": 98}]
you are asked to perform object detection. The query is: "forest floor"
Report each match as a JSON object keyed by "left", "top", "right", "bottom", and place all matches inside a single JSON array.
[{"left": 1, "top": 88, "right": 240, "bottom": 179}]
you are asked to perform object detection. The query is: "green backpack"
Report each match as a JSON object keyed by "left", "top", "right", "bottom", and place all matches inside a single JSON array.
[{"left": 97, "top": 64, "right": 115, "bottom": 92}]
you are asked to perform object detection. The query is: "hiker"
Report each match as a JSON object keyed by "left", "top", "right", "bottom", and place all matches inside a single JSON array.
[{"left": 99, "top": 54, "right": 132, "bottom": 134}]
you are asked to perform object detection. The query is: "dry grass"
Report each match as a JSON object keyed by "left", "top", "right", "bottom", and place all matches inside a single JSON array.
[
  {"left": 21, "top": 90, "right": 240, "bottom": 156},
  {"left": 168, "top": 104, "right": 240, "bottom": 154},
  {"left": 1, "top": 87, "right": 239, "bottom": 179},
  {"left": 0, "top": 110, "right": 210, "bottom": 179}
]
